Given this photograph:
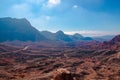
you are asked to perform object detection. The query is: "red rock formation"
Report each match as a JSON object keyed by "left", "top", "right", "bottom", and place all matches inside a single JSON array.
[{"left": 52, "top": 68, "right": 74, "bottom": 80}]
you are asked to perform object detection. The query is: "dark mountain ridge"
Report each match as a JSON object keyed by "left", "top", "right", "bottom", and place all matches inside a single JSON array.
[{"left": 0, "top": 17, "right": 47, "bottom": 42}]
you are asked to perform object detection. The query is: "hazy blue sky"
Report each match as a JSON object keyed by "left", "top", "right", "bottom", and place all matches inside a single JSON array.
[{"left": 0, "top": 0, "right": 120, "bottom": 36}]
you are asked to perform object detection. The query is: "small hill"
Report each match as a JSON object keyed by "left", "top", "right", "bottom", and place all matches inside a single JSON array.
[
  {"left": 55, "top": 30, "right": 73, "bottom": 42},
  {"left": 41, "top": 31, "right": 55, "bottom": 40}
]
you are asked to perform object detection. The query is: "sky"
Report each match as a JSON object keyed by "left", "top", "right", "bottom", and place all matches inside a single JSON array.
[{"left": 0, "top": 0, "right": 120, "bottom": 36}]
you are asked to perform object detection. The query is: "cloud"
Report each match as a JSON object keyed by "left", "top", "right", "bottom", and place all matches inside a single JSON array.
[
  {"left": 25, "top": 0, "right": 45, "bottom": 4},
  {"left": 8, "top": 3, "right": 33, "bottom": 18},
  {"left": 73, "top": 5, "right": 78, "bottom": 9},
  {"left": 79, "top": 0, "right": 102, "bottom": 4},
  {"left": 28, "top": 15, "right": 51, "bottom": 30},
  {"left": 64, "top": 30, "right": 119, "bottom": 37},
  {"left": 46, "top": 0, "right": 61, "bottom": 8},
  {"left": 45, "top": 15, "right": 51, "bottom": 20}
]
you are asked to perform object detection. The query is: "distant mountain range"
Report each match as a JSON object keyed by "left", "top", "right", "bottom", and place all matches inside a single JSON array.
[
  {"left": 41, "top": 30, "right": 73, "bottom": 42},
  {"left": 41, "top": 30, "right": 93, "bottom": 42},
  {"left": 0, "top": 17, "right": 116, "bottom": 42},
  {"left": 93, "top": 35, "right": 115, "bottom": 42}
]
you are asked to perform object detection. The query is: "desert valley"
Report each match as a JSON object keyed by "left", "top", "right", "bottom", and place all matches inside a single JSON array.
[{"left": 0, "top": 17, "right": 120, "bottom": 80}]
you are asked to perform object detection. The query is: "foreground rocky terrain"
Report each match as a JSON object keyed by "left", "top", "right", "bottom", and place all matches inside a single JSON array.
[{"left": 0, "top": 35, "right": 120, "bottom": 80}]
